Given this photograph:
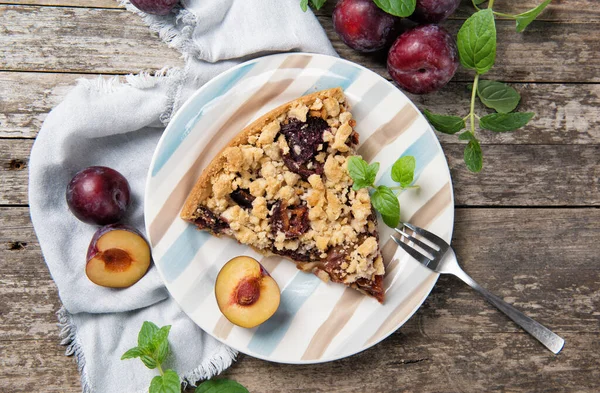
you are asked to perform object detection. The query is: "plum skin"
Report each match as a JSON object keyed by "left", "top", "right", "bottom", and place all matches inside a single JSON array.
[
  {"left": 410, "top": 0, "right": 461, "bottom": 24},
  {"left": 129, "top": 0, "right": 179, "bottom": 15},
  {"left": 333, "top": 0, "right": 400, "bottom": 53},
  {"left": 66, "top": 166, "right": 131, "bottom": 225},
  {"left": 387, "top": 24, "right": 459, "bottom": 94}
]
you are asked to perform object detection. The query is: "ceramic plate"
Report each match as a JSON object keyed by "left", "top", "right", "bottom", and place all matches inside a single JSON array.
[{"left": 144, "top": 53, "right": 454, "bottom": 364}]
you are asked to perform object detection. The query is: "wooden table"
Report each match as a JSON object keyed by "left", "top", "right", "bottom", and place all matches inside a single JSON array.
[{"left": 1, "top": 1, "right": 599, "bottom": 392}]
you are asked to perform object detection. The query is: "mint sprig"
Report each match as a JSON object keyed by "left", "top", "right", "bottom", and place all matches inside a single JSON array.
[
  {"left": 122, "top": 321, "right": 249, "bottom": 393},
  {"left": 347, "top": 155, "right": 418, "bottom": 228},
  {"left": 425, "top": 1, "right": 551, "bottom": 172},
  {"left": 300, "top": 0, "right": 416, "bottom": 17}
]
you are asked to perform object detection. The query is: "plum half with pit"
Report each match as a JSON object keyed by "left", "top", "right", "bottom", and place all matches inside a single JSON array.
[
  {"left": 387, "top": 24, "right": 459, "bottom": 94},
  {"left": 66, "top": 166, "right": 131, "bottom": 225},
  {"left": 333, "top": 0, "right": 400, "bottom": 53},
  {"left": 410, "top": 0, "right": 461, "bottom": 24},
  {"left": 129, "top": 0, "right": 179, "bottom": 15},
  {"left": 86, "top": 224, "right": 151, "bottom": 288},
  {"left": 215, "top": 256, "right": 280, "bottom": 328}
]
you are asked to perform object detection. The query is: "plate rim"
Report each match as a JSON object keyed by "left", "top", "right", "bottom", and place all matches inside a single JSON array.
[{"left": 144, "top": 52, "right": 455, "bottom": 364}]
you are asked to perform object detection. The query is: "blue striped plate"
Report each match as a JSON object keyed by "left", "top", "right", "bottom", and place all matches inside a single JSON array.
[{"left": 144, "top": 53, "right": 454, "bottom": 364}]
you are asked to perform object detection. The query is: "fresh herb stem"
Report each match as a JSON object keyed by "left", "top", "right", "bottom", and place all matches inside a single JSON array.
[
  {"left": 470, "top": 73, "right": 480, "bottom": 134},
  {"left": 492, "top": 11, "right": 516, "bottom": 18},
  {"left": 488, "top": 0, "right": 495, "bottom": 9},
  {"left": 157, "top": 364, "right": 164, "bottom": 376}
]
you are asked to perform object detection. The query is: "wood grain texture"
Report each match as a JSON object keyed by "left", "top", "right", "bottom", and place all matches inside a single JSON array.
[
  {"left": 0, "top": 5, "right": 184, "bottom": 74},
  {"left": 5, "top": 0, "right": 599, "bottom": 22},
  {"left": 3, "top": 71, "right": 599, "bottom": 144},
  {"left": 1, "top": 208, "right": 598, "bottom": 392},
  {"left": 1, "top": 5, "right": 599, "bottom": 83},
  {"left": 2, "top": 139, "right": 598, "bottom": 206}
]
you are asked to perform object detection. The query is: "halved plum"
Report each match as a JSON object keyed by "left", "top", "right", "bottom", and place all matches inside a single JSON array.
[
  {"left": 215, "top": 256, "right": 280, "bottom": 328},
  {"left": 86, "top": 224, "right": 151, "bottom": 288}
]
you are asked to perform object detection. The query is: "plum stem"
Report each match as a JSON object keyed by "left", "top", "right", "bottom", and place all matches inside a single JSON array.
[{"left": 470, "top": 73, "right": 480, "bottom": 134}]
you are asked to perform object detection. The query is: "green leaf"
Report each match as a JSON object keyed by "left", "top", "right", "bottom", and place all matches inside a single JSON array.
[
  {"left": 121, "top": 346, "right": 146, "bottom": 360},
  {"left": 479, "top": 112, "right": 535, "bottom": 132},
  {"left": 300, "top": 0, "right": 308, "bottom": 12},
  {"left": 371, "top": 186, "right": 400, "bottom": 228},
  {"left": 155, "top": 336, "right": 170, "bottom": 365},
  {"left": 391, "top": 156, "right": 416, "bottom": 187},
  {"left": 347, "top": 156, "right": 379, "bottom": 190},
  {"left": 140, "top": 354, "right": 158, "bottom": 369},
  {"left": 476, "top": 80, "right": 521, "bottom": 113},
  {"left": 423, "top": 109, "right": 466, "bottom": 134},
  {"left": 457, "top": 9, "right": 497, "bottom": 74},
  {"left": 138, "top": 321, "right": 159, "bottom": 349},
  {"left": 464, "top": 138, "right": 483, "bottom": 173},
  {"left": 149, "top": 370, "right": 181, "bottom": 393},
  {"left": 373, "top": 0, "right": 416, "bottom": 17},
  {"left": 310, "top": 0, "right": 327, "bottom": 10},
  {"left": 515, "top": 0, "right": 552, "bottom": 33},
  {"left": 458, "top": 131, "right": 476, "bottom": 141},
  {"left": 195, "top": 379, "right": 250, "bottom": 393}
]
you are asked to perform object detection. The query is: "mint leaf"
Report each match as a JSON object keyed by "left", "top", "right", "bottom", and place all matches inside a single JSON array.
[
  {"left": 458, "top": 131, "right": 476, "bottom": 141},
  {"left": 140, "top": 354, "right": 158, "bottom": 369},
  {"left": 155, "top": 335, "right": 170, "bottom": 365},
  {"left": 515, "top": 0, "right": 552, "bottom": 32},
  {"left": 457, "top": 9, "right": 497, "bottom": 74},
  {"left": 138, "top": 321, "right": 159, "bottom": 349},
  {"left": 149, "top": 370, "right": 180, "bottom": 393},
  {"left": 371, "top": 186, "right": 400, "bottom": 228},
  {"left": 121, "top": 346, "right": 146, "bottom": 360},
  {"left": 310, "top": 0, "right": 327, "bottom": 10},
  {"left": 347, "top": 156, "right": 379, "bottom": 190},
  {"left": 300, "top": 0, "right": 308, "bottom": 12},
  {"left": 464, "top": 138, "right": 483, "bottom": 173},
  {"left": 477, "top": 80, "right": 521, "bottom": 113},
  {"left": 391, "top": 156, "right": 416, "bottom": 187},
  {"left": 423, "top": 109, "right": 466, "bottom": 134},
  {"left": 479, "top": 112, "right": 535, "bottom": 132},
  {"left": 373, "top": 0, "right": 416, "bottom": 17},
  {"left": 152, "top": 325, "right": 171, "bottom": 352},
  {"left": 196, "top": 379, "right": 250, "bottom": 393}
]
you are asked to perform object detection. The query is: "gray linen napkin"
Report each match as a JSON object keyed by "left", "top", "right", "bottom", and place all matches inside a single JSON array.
[{"left": 28, "top": 1, "right": 336, "bottom": 392}]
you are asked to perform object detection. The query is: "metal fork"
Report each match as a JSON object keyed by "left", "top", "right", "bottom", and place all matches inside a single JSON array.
[{"left": 390, "top": 222, "right": 565, "bottom": 354}]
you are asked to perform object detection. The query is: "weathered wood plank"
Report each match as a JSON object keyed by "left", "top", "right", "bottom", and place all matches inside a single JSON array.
[
  {"left": 320, "top": 17, "right": 600, "bottom": 83},
  {"left": 7, "top": 0, "right": 597, "bottom": 22},
  {"left": 1, "top": 5, "right": 599, "bottom": 83},
  {"left": 2, "top": 207, "right": 598, "bottom": 342},
  {"left": 2, "top": 71, "right": 599, "bottom": 144},
  {"left": 1, "top": 0, "right": 119, "bottom": 7},
  {"left": 0, "top": 5, "right": 184, "bottom": 74},
  {"left": 2, "top": 139, "right": 598, "bottom": 206},
  {"left": 315, "top": 0, "right": 600, "bottom": 22},
  {"left": 1, "top": 331, "right": 598, "bottom": 393}
]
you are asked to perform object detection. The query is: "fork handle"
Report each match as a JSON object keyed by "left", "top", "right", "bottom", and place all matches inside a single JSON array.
[{"left": 452, "top": 268, "right": 565, "bottom": 354}]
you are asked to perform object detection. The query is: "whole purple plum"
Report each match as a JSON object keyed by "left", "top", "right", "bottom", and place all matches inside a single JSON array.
[
  {"left": 66, "top": 166, "right": 131, "bottom": 225},
  {"left": 387, "top": 24, "right": 458, "bottom": 94},
  {"left": 333, "top": 0, "right": 400, "bottom": 53},
  {"left": 410, "top": 0, "right": 461, "bottom": 24},
  {"left": 129, "top": 0, "right": 179, "bottom": 16}
]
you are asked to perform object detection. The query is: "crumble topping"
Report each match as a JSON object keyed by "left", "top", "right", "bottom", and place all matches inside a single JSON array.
[{"left": 189, "top": 94, "right": 383, "bottom": 288}]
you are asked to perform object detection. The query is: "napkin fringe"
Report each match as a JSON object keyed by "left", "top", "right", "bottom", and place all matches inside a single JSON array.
[
  {"left": 181, "top": 345, "right": 238, "bottom": 388},
  {"left": 118, "top": 0, "right": 197, "bottom": 56},
  {"left": 75, "top": 67, "right": 185, "bottom": 126},
  {"left": 58, "top": 307, "right": 94, "bottom": 393}
]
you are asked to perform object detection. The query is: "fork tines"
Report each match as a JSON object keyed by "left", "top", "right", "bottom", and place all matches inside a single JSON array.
[{"left": 390, "top": 223, "right": 449, "bottom": 269}]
